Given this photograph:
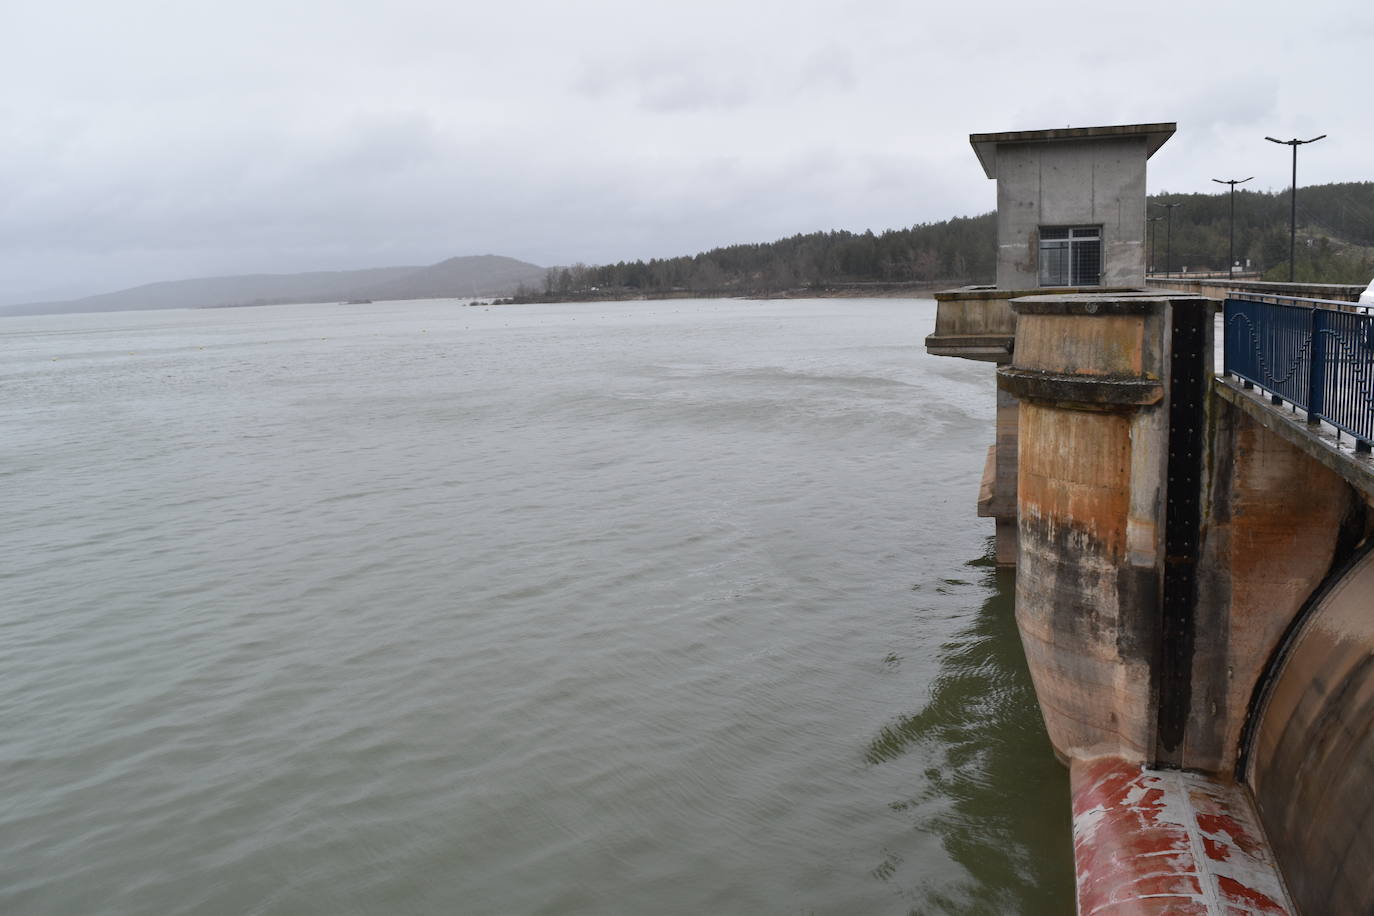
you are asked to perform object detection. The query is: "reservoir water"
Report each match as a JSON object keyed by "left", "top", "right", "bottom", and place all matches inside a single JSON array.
[{"left": 1, "top": 297, "right": 1071, "bottom": 914}]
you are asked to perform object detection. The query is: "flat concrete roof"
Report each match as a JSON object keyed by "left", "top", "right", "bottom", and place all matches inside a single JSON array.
[{"left": 969, "top": 122, "right": 1176, "bottom": 178}]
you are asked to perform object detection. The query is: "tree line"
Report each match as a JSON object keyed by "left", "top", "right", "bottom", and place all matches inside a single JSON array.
[
  {"left": 515, "top": 181, "right": 1374, "bottom": 300},
  {"left": 1147, "top": 181, "right": 1374, "bottom": 283},
  {"left": 515, "top": 214, "right": 996, "bottom": 300}
]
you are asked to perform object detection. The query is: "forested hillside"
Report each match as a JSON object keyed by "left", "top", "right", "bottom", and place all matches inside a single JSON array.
[
  {"left": 526, "top": 181, "right": 1374, "bottom": 299},
  {"left": 528, "top": 214, "right": 997, "bottom": 298},
  {"left": 1147, "top": 181, "right": 1374, "bottom": 282}
]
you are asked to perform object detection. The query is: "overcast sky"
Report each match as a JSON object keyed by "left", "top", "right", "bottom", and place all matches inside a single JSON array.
[{"left": 3, "top": 0, "right": 1370, "bottom": 303}]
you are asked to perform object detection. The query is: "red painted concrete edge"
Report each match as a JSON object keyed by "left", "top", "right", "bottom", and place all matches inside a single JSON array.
[{"left": 1070, "top": 757, "right": 1293, "bottom": 915}]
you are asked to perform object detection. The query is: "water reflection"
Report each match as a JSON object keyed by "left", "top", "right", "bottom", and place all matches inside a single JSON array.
[{"left": 867, "top": 540, "right": 1074, "bottom": 915}]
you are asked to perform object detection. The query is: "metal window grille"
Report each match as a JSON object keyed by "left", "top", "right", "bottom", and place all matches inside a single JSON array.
[{"left": 1039, "top": 226, "right": 1102, "bottom": 287}]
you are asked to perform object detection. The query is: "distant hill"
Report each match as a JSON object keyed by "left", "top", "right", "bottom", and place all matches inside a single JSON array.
[
  {"left": 350, "top": 255, "right": 552, "bottom": 301},
  {"left": 0, "top": 255, "right": 548, "bottom": 317}
]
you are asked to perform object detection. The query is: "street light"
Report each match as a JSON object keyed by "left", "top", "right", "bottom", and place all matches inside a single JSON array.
[
  {"left": 1147, "top": 216, "right": 1163, "bottom": 276},
  {"left": 1154, "top": 203, "right": 1183, "bottom": 277},
  {"left": 1265, "top": 134, "right": 1326, "bottom": 282},
  {"left": 1211, "top": 176, "right": 1253, "bottom": 279}
]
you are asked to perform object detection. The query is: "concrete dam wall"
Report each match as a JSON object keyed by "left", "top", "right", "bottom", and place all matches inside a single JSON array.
[
  {"left": 936, "top": 287, "right": 1374, "bottom": 913},
  {"left": 1247, "top": 546, "right": 1374, "bottom": 915},
  {"left": 928, "top": 120, "right": 1374, "bottom": 912}
]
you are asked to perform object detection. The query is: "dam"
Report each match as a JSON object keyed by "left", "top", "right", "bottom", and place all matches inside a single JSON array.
[{"left": 927, "top": 123, "right": 1374, "bottom": 914}]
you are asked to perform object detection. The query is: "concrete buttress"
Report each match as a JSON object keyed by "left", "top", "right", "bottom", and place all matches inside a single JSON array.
[{"left": 997, "top": 292, "right": 1209, "bottom": 766}]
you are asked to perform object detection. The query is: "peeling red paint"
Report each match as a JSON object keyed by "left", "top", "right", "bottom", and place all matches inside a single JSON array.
[
  {"left": 1195, "top": 813, "right": 1264, "bottom": 859},
  {"left": 1071, "top": 758, "right": 1293, "bottom": 915},
  {"left": 1215, "top": 876, "right": 1286, "bottom": 913},
  {"left": 1202, "top": 836, "right": 1230, "bottom": 862}
]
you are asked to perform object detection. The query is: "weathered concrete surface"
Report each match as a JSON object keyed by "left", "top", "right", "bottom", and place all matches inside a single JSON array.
[
  {"left": 1017, "top": 401, "right": 1157, "bottom": 761},
  {"left": 1187, "top": 395, "right": 1356, "bottom": 774},
  {"left": 968, "top": 124, "right": 1173, "bottom": 291},
  {"left": 1245, "top": 547, "right": 1374, "bottom": 915},
  {"left": 1005, "top": 293, "right": 1214, "bottom": 766},
  {"left": 1009, "top": 292, "right": 1168, "bottom": 376},
  {"left": 932, "top": 121, "right": 1374, "bottom": 914},
  {"left": 924, "top": 284, "right": 1142, "bottom": 361},
  {"left": 1004, "top": 292, "right": 1374, "bottom": 911},
  {"left": 926, "top": 287, "right": 1149, "bottom": 570},
  {"left": 999, "top": 369, "right": 1162, "bottom": 407},
  {"left": 970, "top": 123, "right": 1175, "bottom": 178},
  {"left": 995, "top": 138, "right": 1147, "bottom": 289},
  {"left": 924, "top": 286, "right": 1015, "bottom": 361},
  {"left": 977, "top": 442, "right": 997, "bottom": 515},
  {"left": 1213, "top": 377, "right": 1374, "bottom": 500},
  {"left": 975, "top": 126, "right": 1174, "bottom": 290},
  {"left": 1072, "top": 757, "right": 1293, "bottom": 914},
  {"left": 971, "top": 387, "right": 1021, "bottom": 565},
  {"left": 1016, "top": 312, "right": 1146, "bottom": 375},
  {"left": 1000, "top": 299, "right": 1166, "bottom": 409}
]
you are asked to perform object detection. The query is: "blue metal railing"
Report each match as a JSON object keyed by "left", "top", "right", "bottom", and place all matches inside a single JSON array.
[{"left": 1223, "top": 297, "right": 1374, "bottom": 451}]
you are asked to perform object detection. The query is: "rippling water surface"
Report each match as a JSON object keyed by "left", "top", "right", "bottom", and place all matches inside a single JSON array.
[{"left": 2, "top": 298, "right": 1071, "bottom": 914}]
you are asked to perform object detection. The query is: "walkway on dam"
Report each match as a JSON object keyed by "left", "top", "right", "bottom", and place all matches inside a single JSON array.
[{"left": 1216, "top": 293, "right": 1374, "bottom": 500}]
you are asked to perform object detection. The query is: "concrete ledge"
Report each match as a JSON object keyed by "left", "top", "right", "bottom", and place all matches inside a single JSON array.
[
  {"left": 923, "top": 334, "right": 1014, "bottom": 348},
  {"left": 923, "top": 334, "right": 1013, "bottom": 362},
  {"left": 1213, "top": 377, "right": 1374, "bottom": 500},
  {"left": 932, "top": 284, "right": 1000, "bottom": 301},
  {"left": 1072, "top": 757, "right": 1293, "bottom": 914},
  {"left": 934, "top": 284, "right": 1142, "bottom": 302},
  {"left": 998, "top": 367, "right": 1163, "bottom": 407},
  {"left": 926, "top": 348, "right": 1011, "bottom": 362},
  {"left": 1011, "top": 293, "right": 1166, "bottom": 316}
]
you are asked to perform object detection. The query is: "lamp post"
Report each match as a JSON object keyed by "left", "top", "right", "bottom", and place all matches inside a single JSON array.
[
  {"left": 1265, "top": 134, "right": 1326, "bottom": 282},
  {"left": 1211, "top": 176, "right": 1253, "bottom": 279},
  {"left": 1154, "top": 203, "right": 1183, "bottom": 277},
  {"left": 1147, "top": 216, "right": 1163, "bottom": 276}
]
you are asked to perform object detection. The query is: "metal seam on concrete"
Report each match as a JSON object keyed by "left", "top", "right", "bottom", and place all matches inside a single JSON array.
[{"left": 1167, "top": 769, "right": 1224, "bottom": 912}]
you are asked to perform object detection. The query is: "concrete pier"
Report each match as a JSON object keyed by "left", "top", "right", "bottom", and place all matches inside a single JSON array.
[
  {"left": 997, "top": 292, "right": 1189, "bottom": 765},
  {"left": 926, "top": 282, "right": 1143, "bottom": 567},
  {"left": 926, "top": 121, "right": 1374, "bottom": 913},
  {"left": 970, "top": 287, "right": 1374, "bottom": 914}
]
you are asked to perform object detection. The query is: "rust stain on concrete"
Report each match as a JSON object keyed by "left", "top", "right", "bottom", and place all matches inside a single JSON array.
[
  {"left": 1199, "top": 407, "right": 1351, "bottom": 773},
  {"left": 1015, "top": 314, "right": 1147, "bottom": 377},
  {"left": 1019, "top": 402, "right": 1132, "bottom": 557}
]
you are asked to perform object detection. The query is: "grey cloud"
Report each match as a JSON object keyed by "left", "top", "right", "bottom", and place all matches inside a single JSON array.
[
  {"left": 639, "top": 79, "right": 752, "bottom": 114},
  {"left": 3, "top": 0, "right": 1372, "bottom": 303},
  {"left": 316, "top": 113, "right": 446, "bottom": 175},
  {"left": 575, "top": 53, "right": 755, "bottom": 113},
  {"left": 796, "top": 45, "right": 857, "bottom": 94}
]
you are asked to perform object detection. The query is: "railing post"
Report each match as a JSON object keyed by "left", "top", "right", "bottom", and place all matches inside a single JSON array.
[
  {"left": 1223, "top": 298, "right": 1233, "bottom": 378},
  {"left": 1308, "top": 308, "right": 1326, "bottom": 424}
]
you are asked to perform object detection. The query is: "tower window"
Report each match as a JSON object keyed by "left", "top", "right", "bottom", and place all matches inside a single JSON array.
[{"left": 1039, "top": 226, "right": 1102, "bottom": 286}]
